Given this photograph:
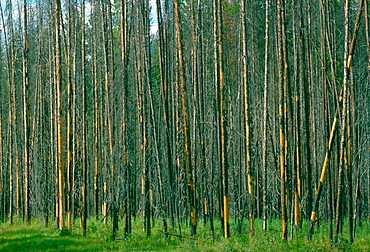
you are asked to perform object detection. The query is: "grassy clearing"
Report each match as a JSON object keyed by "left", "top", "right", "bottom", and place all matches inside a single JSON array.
[{"left": 1, "top": 217, "right": 370, "bottom": 251}]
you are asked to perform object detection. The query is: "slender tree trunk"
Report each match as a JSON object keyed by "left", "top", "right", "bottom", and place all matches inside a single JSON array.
[
  {"left": 277, "top": 0, "right": 287, "bottom": 240},
  {"left": 6, "top": 0, "right": 17, "bottom": 225},
  {"left": 155, "top": 0, "right": 176, "bottom": 230},
  {"left": 66, "top": 0, "right": 75, "bottom": 229},
  {"left": 334, "top": 0, "right": 363, "bottom": 243},
  {"left": 81, "top": 0, "right": 88, "bottom": 237},
  {"left": 100, "top": 0, "right": 117, "bottom": 239},
  {"left": 241, "top": 0, "right": 254, "bottom": 236},
  {"left": 92, "top": 0, "right": 100, "bottom": 220},
  {"left": 22, "top": 0, "right": 30, "bottom": 225},
  {"left": 291, "top": 1, "right": 302, "bottom": 233},
  {"left": 55, "top": 0, "right": 64, "bottom": 231},
  {"left": 174, "top": 0, "right": 197, "bottom": 236},
  {"left": 262, "top": 0, "right": 270, "bottom": 232},
  {"left": 214, "top": 0, "right": 229, "bottom": 238},
  {"left": 0, "top": 0, "right": 6, "bottom": 224},
  {"left": 120, "top": 0, "right": 132, "bottom": 237}
]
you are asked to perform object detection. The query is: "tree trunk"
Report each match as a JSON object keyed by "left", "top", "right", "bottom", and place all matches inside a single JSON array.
[
  {"left": 174, "top": 0, "right": 197, "bottom": 236},
  {"left": 334, "top": 0, "right": 363, "bottom": 243},
  {"left": 262, "top": 0, "right": 270, "bottom": 232},
  {"left": 54, "top": 0, "right": 64, "bottom": 231},
  {"left": 277, "top": 0, "right": 287, "bottom": 240},
  {"left": 81, "top": 0, "right": 88, "bottom": 237},
  {"left": 241, "top": 0, "right": 254, "bottom": 236}
]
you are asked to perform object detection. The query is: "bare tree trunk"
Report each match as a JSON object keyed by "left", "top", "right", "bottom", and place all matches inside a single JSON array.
[
  {"left": 22, "top": 0, "right": 30, "bottom": 225},
  {"left": 334, "top": 0, "right": 363, "bottom": 243},
  {"left": 155, "top": 0, "right": 176, "bottom": 230},
  {"left": 81, "top": 0, "right": 88, "bottom": 237},
  {"left": 213, "top": 0, "right": 229, "bottom": 238},
  {"left": 66, "top": 0, "right": 75, "bottom": 229},
  {"left": 6, "top": 0, "right": 17, "bottom": 225},
  {"left": 100, "top": 0, "right": 117, "bottom": 239},
  {"left": 174, "top": 0, "right": 197, "bottom": 236},
  {"left": 0, "top": 0, "right": 8, "bottom": 223},
  {"left": 54, "top": 0, "right": 64, "bottom": 231},
  {"left": 120, "top": 0, "right": 132, "bottom": 237},
  {"left": 277, "top": 0, "right": 287, "bottom": 240},
  {"left": 92, "top": 0, "right": 101, "bottom": 220},
  {"left": 241, "top": 0, "right": 254, "bottom": 236},
  {"left": 262, "top": 0, "right": 270, "bottom": 232}
]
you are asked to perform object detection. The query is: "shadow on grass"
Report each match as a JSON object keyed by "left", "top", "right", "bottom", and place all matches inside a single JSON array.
[
  {"left": 0, "top": 231, "right": 116, "bottom": 252},
  {"left": 1, "top": 227, "right": 57, "bottom": 238}
]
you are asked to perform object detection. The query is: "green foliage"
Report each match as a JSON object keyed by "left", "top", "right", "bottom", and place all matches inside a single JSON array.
[
  {"left": 224, "top": 4, "right": 240, "bottom": 16},
  {"left": 59, "top": 228, "right": 71, "bottom": 237},
  {"left": 1, "top": 218, "right": 370, "bottom": 251}
]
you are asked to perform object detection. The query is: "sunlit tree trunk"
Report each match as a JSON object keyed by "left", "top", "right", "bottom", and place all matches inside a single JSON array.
[
  {"left": 262, "top": 0, "right": 270, "bottom": 232},
  {"left": 66, "top": 0, "right": 75, "bottom": 229},
  {"left": 241, "top": 0, "right": 254, "bottom": 236},
  {"left": 54, "top": 0, "right": 64, "bottom": 231},
  {"left": 214, "top": 0, "right": 229, "bottom": 238},
  {"left": 277, "top": 0, "right": 287, "bottom": 240}
]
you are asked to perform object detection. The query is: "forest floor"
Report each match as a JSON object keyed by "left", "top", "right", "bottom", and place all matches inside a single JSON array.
[{"left": 1, "top": 217, "right": 370, "bottom": 251}]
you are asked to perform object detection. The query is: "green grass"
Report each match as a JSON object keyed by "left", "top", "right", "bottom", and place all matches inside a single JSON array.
[{"left": 1, "top": 217, "right": 370, "bottom": 251}]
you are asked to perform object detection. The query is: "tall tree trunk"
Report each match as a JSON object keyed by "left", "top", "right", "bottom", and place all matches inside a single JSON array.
[
  {"left": 92, "top": 0, "right": 101, "bottom": 220},
  {"left": 334, "top": 0, "right": 363, "bottom": 243},
  {"left": 66, "top": 0, "right": 75, "bottom": 229},
  {"left": 100, "top": 0, "right": 117, "bottom": 239},
  {"left": 55, "top": 0, "right": 64, "bottom": 231},
  {"left": 81, "top": 0, "right": 88, "bottom": 237},
  {"left": 277, "top": 0, "right": 287, "bottom": 240},
  {"left": 174, "top": 0, "right": 197, "bottom": 236},
  {"left": 241, "top": 0, "right": 254, "bottom": 236},
  {"left": 22, "top": 0, "right": 30, "bottom": 225},
  {"left": 155, "top": 0, "right": 176, "bottom": 230},
  {"left": 120, "top": 0, "right": 132, "bottom": 237},
  {"left": 214, "top": 0, "right": 229, "bottom": 238},
  {"left": 0, "top": 0, "right": 6, "bottom": 223},
  {"left": 262, "top": 0, "right": 270, "bottom": 232},
  {"left": 6, "top": 0, "right": 17, "bottom": 225}
]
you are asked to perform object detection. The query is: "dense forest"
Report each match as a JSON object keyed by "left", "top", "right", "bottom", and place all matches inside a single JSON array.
[{"left": 0, "top": 0, "right": 369, "bottom": 244}]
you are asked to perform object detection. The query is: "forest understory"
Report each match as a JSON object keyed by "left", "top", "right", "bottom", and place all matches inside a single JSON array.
[{"left": 1, "top": 217, "right": 370, "bottom": 251}]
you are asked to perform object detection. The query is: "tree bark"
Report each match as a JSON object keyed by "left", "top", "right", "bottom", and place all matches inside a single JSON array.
[
  {"left": 262, "top": 0, "right": 270, "bottom": 232},
  {"left": 54, "top": 0, "right": 64, "bottom": 231},
  {"left": 174, "top": 0, "right": 197, "bottom": 236},
  {"left": 81, "top": 0, "right": 88, "bottom": 237},
  {"left": 241, "top": 0, "right": 254, "bottom": 236}
]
